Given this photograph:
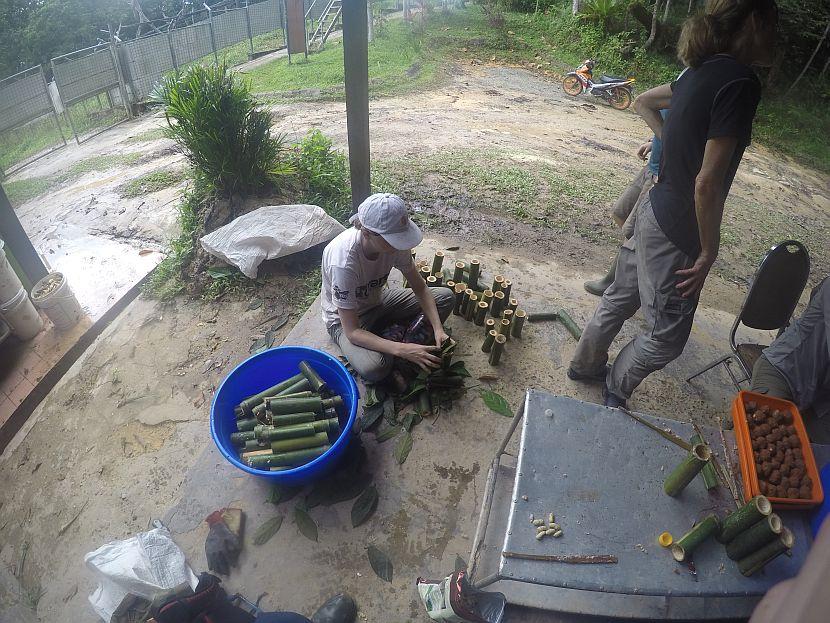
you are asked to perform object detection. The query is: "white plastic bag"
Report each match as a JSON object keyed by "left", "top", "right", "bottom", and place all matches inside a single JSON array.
[
  {"left": 84, "top": 527, "right": 198, "bottom": 622},
  {"left": 199, "top": 204, "right": 345, "bottom": 278},
  {"left": 417, "top": 571, "right": 506, "bottom": 623}
]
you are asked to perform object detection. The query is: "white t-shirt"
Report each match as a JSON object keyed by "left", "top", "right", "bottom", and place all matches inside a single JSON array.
[{"left": 320, "top": 228, "right": 414, "bottom": 328}]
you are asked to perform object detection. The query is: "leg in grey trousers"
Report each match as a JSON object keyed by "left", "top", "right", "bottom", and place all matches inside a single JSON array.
[
  {"left": 329, "top": 287, "right": 454, "bottom": 382},
  {"left": 570, "top": 196, "right": 698, "bottom": 400}
]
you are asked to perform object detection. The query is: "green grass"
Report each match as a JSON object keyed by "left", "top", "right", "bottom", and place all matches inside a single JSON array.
[
  {"left": 124, "top": 127, "right": 168, "bottom": 143},
  {"left": 217, "top": 30, "right": 286, "bottom": 67},
  {"left": 754, "top": 95, "right": 830, "bottom": 174},
  {"left": 118, "top": 169, "right": 187, "bottom": 198}
]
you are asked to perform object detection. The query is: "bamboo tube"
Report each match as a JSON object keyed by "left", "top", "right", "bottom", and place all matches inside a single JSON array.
[
  {"left": 468, "top": 259, "right": 481, "bottom": 290},
  {"left": 244, "top": 439, "right": 267, "bottom": 452},
  {"left": 238, "top": 372, "right": 305, "bottom": 413},
  {"left": 257, "top": 418, "right": 338, "bottom": 442},
  {"left": 482, "top": 329, "right": 497, "bottom": 353},
  {"left": 511, "top": 309, "right": 527, "bottom": 338},
  {"left": 663, "top": 443, "right": 712, "bottom": 497},
  {"left": 462, "top": 289, "right": 474, "bottom": 317},
  {"left": 241, "top": 449, "right": 273, "bottom": 460},
  {"left": 271, "top": 431, "right": 330, "bottom": 453},
  {"left": 502, "top": 309, "right": 514, "bottom": 340},
  {"left": 502, "top": 279, "right": 512, "bottom": 299},
  {"left": 465, "top": 294, "right": 479, "bottom": 321},
  {"left": 482, "top": 289, "right": 494, "bottom": 307},
  {"left": 453, "top": 261, "right": 466, "bottom": 283},
  {"left": 671, "top": 514, "right": 720, "bottom": 562},
  {"left": 726, "top": 515, "right": 783, "bottom": 560},
  {"left": 252, "top": 403, "right": 267, "bottom": 418},
  {"left": 299, "top": 361, "right": 328, "bottom": 395},
  {"left": 247, "top": 445, "right": 330, "bottom": 469},
  {"left": 558, "top": 310, "right": 582, "bottom": 340},
  {"left": 453, "top": 283, "right": 467, "bottom": 315},
  {"left": 262, "top": 412, "right": 316, "bottom": 428},
  {"left": 738, "top": 528, "right": 794, "bottom": 576},
  {"left": 474, "top": 301, "right": 489, "bottom": 326},
  {"left": 507, "top": 297, "right": 518, "bottom": 314},
  {"left": 445, "top": 280, "right": 456, "bottom": 291},
  {"left": 433, "top": 273, "right": 443, "bottom": 285},
  {"left": 270, "top": 467, "right": 292, "bottom": 471},
  {"left": 420, "top": 265, "right": 432, "bottom": 282},
  {"left": 484, "top": 317, "right": 496, "bottom": 336},
  {"left": 432, "top": 251, "right": 445, "bottom": 275},
  {"left": 237, "top": 418, "right": 257, "bottom": 432},
  {"left": 492, "top": 275, "right": 505, "bottom": 292},
  {"left": 231, "top": 430, "right": 257, "bottom": 445},
  {"left": 689, "top": 433, "right": 719, "bottom": 490},
  {"left": 489, "top": 334, "right": 507, "bottom": 366},
  {"left": 276, "top": 391, "right": 315, "bottom": 400},
  {"left": 267, "top": 395, "right": 343, "bottom": 415},
  {"left": 717, "top": 496, "right": 773, "bottom": 543},
  {"left": 426, "top": 275, "right": 438, "bottom": 287},
  {"left": 276, "top": 377, "right": 312, "bottom": 396},
  {"left": 491, "top": 290, "right": 506, "bottom": 317},
  {"left": 497, "top": 318, "right": 511, "bottom": 338}
]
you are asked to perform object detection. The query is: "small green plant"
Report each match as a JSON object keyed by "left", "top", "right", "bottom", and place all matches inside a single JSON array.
[
  {"left": 292, "top": 130, "right": 351, "bottom": 223},
  {"left": 579, "top": 0, "right": 625, "bottom": 31},
  {"left": 119, "top": 169, "right": 186, "bottom": 198},
  {"left": 151, "top": 63, "right": 292, "bottom": 195}
]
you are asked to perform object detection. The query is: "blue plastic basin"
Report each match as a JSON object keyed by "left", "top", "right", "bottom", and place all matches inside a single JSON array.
[{"left": 210, "top": 346, "right": 358, "bottom": 485}]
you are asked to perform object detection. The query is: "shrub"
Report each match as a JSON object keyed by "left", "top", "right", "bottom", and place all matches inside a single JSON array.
[
  {"left": 292, "top": 130, "right": 351, "bottom": 223},
  {"left": 579, "top": 0, "right": 626, "bottom": 30},
  {"left": 151, "top": 63, "right": 292, "bottom": 196}
]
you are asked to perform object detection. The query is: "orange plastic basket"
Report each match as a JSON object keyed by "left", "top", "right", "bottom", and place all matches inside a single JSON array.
[{"left": 732, "top": 391, "right": 823, "bottom": 510}]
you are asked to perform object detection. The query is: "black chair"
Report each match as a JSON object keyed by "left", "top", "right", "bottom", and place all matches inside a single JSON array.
[{"left": 687, "top": 240, "right": 810, "bottom": 389}]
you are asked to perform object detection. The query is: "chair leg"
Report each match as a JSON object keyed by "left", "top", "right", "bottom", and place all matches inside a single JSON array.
[
  {"left": 723, "top": 358, "right": 749, "bottom": 391},
  {"left": 686, "top": 354, "right": 734, "bottom": 383}
]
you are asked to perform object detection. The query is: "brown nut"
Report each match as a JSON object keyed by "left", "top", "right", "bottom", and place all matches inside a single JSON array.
[
  {"left": 786, "top": 487, "right": 800, "bottom": 498},
  {"left": 790, "top": 468, "right": 803, "bottom": 481},
  {"left": 769, "top": 470, "right": 781, "bottom": 485},
  {"left": 780, "top": 463, "right": 791, "bottom": 477},
  {"left": 759, "top": 449, "right": 771, "bottom": 461},
  {"left": 799, "top": 485, "right": 812, "bottom": 498}
]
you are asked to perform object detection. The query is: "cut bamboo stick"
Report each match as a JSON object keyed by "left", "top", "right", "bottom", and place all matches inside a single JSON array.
[
  {"left": 299, "top": 361, "right": 328, "bottom": 395},
  {"left": 241, "top": 449, "right": 273, "bottom": 460},
  {"left": 276, "top": 391, "right": 315, "bottom": 400},
  {"left": 462, "top": 288, "right": 474, "bottom": 317},
  {"left": 738, "top": 528, "right": 794, "bottom": 576},
  {"left": 271, "top": 431, "right": 330, "bottom": 453},
  {"left": 453, "top": 261, "right": 466, "bottom": 283},
  {"left": 491, "top": 290, "right": 506, "bottom": 317},
  {"left": 231, "top": 430, "right": 257, "bottom": 446},
  {"left": 246, "top": 445, "right": 331, "bottom": 469},
  {"left": 492, "top": 275, "right": 505, "bottom": 292},
  {"left": 468, "top": 259, "right": 481, "bottom": 290},
  {"left": 433, "top": 272, "right": 443, "bottom": 285},
  {"left": 238, "top": 372, "right": 305, "bottom": 413},
  {"left": 257, "top": 418, "right": 338, "bottom": 442},
  {"left": 243, "top": 439, "right": 266, "bottom": 452},
  {"left": 502, "top": 279, "right": 512, "bottom": 299},
  {"left": 497, "top": 318, "right": 511, "bottom": 337},
  {"left": 237, "top": 418, "right": 257, "bottom": 432},
  {"left": 276, "top": 377, "right": 312, "bottom": 397},
  {"left": 689, "top": 433, "right": 718, "bottom": 490},
  {"left": 475, "top": 301, "right": 489, "bottom": 326},
  {"left": 453, "top": 283, "right": 467, "bottom": 315},
  {"left": 482, "top": 289, "right": 494, "bottom": 307},
  {"left": 671, "top": 514, "right": 720, "bottom": 562},
  {"left": 502, "top": 309, "right": 514, "bottom": 340},
  {"left": 465, "top": 294, "right": 479, "bottom": 321},
  {"left": 482, "top": 329, "right": 497, "bottom": 353},
  {"left": 663, "top": 443, "right": 712, "bottom": 497},
  {"left": 511, "top": 309, "right": 527, "bottom": 338},
  {"left": 262, "top": 412, "right": 316, "bottom": 428},
  {"left": 484, "top": 318, "right": 496, "bottom": 336},
  {"left": 489, "top": 334, "right": 507, "bottom": 366},
  {"left": 726, "top": 514, "right": 783, "bottom": 561},
  {"left": 426, "top": 275, "right": 438, "bottom": 287},
  {"left": 445, "top": 280, "right": 456, "bottom": 291},
  {"left": 267, "top": 395, "right": 343, "bottom": 415},
  {"left": 717, "top": 496, "right": 772, "bottom": 543},
  {"left": 419, "top": 266, "right": 432, "bottom": 282},
  {"left": 432, "top": 251, "right": 445, "bottom": 275},
  {"left": 507, "top": 297, "right": 518, "bottom": 314}
]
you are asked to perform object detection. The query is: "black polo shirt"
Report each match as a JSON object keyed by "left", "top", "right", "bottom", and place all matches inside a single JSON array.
[{"left": 649, "top": 55, "right": 762, "bottom": 258}]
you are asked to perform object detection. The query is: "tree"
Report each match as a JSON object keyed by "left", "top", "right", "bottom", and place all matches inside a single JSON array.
[
  {"left": 645, "top": 0, "right": 663, "bottom": 49},
  {"left": 787, "top": 19, "right": 830, "bottom": 94}
]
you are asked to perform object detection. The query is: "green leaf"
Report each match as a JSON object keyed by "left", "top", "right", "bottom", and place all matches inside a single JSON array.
[
  {"left": 294, "top": 506, "right": 318, "bottom": 542},
  {"left": 481, "top": 390, "right": 512, "bottom": 417},
  {"left": 253, "top": 516, "right": 283, "bottom": 546},
  {"left": 305, "top": 480, "right": 333, "bottom": 510},
  {"left": 367, "top": 545, "right": 393, "bottom": 582},
  {"left": 361, "top": 402, "right": 384, "bottom": 432},
  {"left": 402, "top": 412, "right": 422, "bottom": 432},
  {"left": 266, "top": 483, "right": 303, "bottom": 505},
  {"left": 401, "top": 382, "right": 427, "bottom": 402},
  {"left": 447, "top": 361, "right": 471, "bottom": 377},
  {"left": 394, "top": 431, "right": 413, "bottom": 465},
  {"left": 207, "top": 266, "right": 236, "bottom": 279},
  {"left": 381, "top": 396, "right": 397, "bottom": 424},
  {"left": 375, "top": 425, "right": 401, "bottom": 443},
  {"left": 350, "top": 484, "right": 379, "bottom": 528}
]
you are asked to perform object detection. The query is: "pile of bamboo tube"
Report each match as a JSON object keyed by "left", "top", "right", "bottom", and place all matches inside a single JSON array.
[{"left": 231, "top": 361, "right": 343, "bottom": 471}]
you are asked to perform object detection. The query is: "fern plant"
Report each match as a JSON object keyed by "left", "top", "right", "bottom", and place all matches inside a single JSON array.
[{"left": 580, "top": 0, "right": 626, "bottom": 31}]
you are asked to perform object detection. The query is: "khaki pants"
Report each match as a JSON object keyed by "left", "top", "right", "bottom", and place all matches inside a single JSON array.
[
  {"left": 570, "top": 196, "right": 698, "bottom": 399},
  {"left": 612, "top": 166, "right": 650, "bottom": 230},
  {"left": 328, "top": 287, "right": 454, "bottom": 382}
]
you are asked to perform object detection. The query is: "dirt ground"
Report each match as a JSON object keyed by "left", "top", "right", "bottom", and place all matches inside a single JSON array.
[{"left": 1, "top": 61, "right": 828, "bottom": 622}]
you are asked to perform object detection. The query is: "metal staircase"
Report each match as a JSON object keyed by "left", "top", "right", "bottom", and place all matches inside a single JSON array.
[{"left": 306, "top": 0, "right": 343, "bottom": 51}]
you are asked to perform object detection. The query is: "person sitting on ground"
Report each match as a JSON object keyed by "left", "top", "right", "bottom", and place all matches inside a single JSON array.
[
  {"left": 750, "top": 277, "right": 830, "bottom": 419},
  {"left": 321, "top": 193, "right": 454, "bottom": 384}
]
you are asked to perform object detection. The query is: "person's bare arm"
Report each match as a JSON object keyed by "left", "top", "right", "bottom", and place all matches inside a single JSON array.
[
  {"left": 633, "top": 83, "right": 673, "bottom": 139},
  {"left": 675, "top": 136, "right": 739, "bottom": 298},
  {"left": 402, "top": 263, "right": 449, "bottom": 347}
]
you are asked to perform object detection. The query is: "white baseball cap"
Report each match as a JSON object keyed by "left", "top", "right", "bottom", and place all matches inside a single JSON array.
[{"left": 349, "top": 193, "right": 423, "bottom": 250}]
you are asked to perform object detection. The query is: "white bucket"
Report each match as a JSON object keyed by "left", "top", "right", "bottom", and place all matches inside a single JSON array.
[
  {"left": 31, "top": 272, "right": 83, "bottom": 330},
  {"left": 0, "top": 239, "right": 24, "bottom": 304},
  {"left": 0, "top": 287, "right": 44, "bottom": 340}
]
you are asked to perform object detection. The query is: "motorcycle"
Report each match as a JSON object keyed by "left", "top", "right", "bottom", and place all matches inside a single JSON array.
[{"left": 562, "top": 59, "right": 635, "bottom": 111}]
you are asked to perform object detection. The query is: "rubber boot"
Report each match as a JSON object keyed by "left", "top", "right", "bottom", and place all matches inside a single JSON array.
[
  {"left": 310, "top": 594, "right": 357, "bottom": 623},
  {"left": 584, "top": 255, "right": 617, "bottom": 297}
]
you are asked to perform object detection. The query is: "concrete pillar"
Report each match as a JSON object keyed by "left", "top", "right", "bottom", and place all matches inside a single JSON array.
[
  {"left": 342, "top": 0, "right": 371, "bottom": 213},
  {"left": 0, "top": 186, "right": 48, "bottom": 286}
]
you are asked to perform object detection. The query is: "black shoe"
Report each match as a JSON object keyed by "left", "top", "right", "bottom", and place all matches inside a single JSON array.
[
  {"left": 603, "top": 384, "right": 627, "bottom": 409},
  {"left": 567, "top": 365, "right": 610, "bottom": 383},
  {"left": 311, "top": 594, "right": 357, "bottom": 623}
]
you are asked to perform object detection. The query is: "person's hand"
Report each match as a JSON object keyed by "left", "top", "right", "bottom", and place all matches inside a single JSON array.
[
  {"left": 434, "top": 328, "right": 450, "bottom": 348},
  {"left": 675, "top": 254, "right": 715, "bottom": 299},
  {"left": 396, "top": 343, "right": 441, "bottom": 372},
  {"left": 637, "top": 140, "right": 653, "bottom": 160}
]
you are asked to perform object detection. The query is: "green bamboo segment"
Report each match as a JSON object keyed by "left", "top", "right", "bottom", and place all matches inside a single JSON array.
[
  {"left": 299, "top": 360, "right": 328, "bottom": 395},
  {"left": 275, "top": 391, "right": 315, "bottom": 400},
  {"left": 738, "top": 528, "right": 794, "bottom": 576},
  {"left": 474, "top": 301, "right": 489, "bottom": 326},
  {"left": 257, "top": 418, "right": 339, "bottom": 442},
  {"left": 241, "top": 449, "right": 273, "bottom": 460},
  {"left": 462, "top": 289, "right": 474, "bottom": 317},
  {"left": 453, "top": 261, "right": 466, "bottom": 283},
  {"left": 511, "top": 309, "right": 527, "bottom": 338},
  {"left": 252, "top": 403, "right": 267, "bottom": 418},
  {"left": 231, "top": 430, "right": 257, "bottom": 445},
  {"left": 244, "top": 439, "right": 267, "bottom": 452},
  {"left": 271, "top": 431, "right": 330, "bottom": 453},
  {"left": 726, "top": 515, "right": 783, "bottom": 561},
  {"left": 489, "top": 334, "right": 507, "bottom": 366},
  {"left": 453, "top": 283, "right": 467, "bottom": 315},
  {"left": 264, "top": 411, "right": 316, "bottom": 427},
  {"left": 426, "top": 275, "right": 438, "bottom": 287},
  {"left": 671, "top": 514, "right": 720, "bottom": 562},
  {"left": 491, "top": 290, "right": 506, "bottom": 317},
  {"left": 502, "top": 280, "right": 512, "bottom": 299},
  {"left": 482, "top": 289, "right": 494, "bottom": 308},
  {"left": 558, "top": 310, "right": 582, "bottom": 341},
  {"left": 717, "top": 496, "right": 773, "bottom": 543},
  {"left": 497, "top": 318, "right": 511, "bottom": 338},
  {"left": 238, "top": 372, "right": 305, "bottom": 413},
  {"left": 507, "top": 297, "right": 518, "bottom": 314},
  {"left": 246, "top": 445, "right": 331, "bottom": 469},
  {"left": 270, "top": 466, "right": 292, "bottom": 471},
  {"left": 492, "top": 275, "right": 505, "bottom": 293},
  {"left": 484, "top": 318, "right": 496, "bottom": 336},
  {"left": 663, "top": 443, "right": 712, "bottom": 497},
  {"left": 502, "top": 310, "right": 514, "bottom": 340},
  {"left": 690, "top": 433, "right": 719, "bottom": 490},
  {"left": 465, "top": 294, "right": 479, "bottom": 321},
  {"left": 267, "top": 395, "right": 343, "bottom": 415},
  {"left": 433, "top": 273, "right": 443, "bottom": 285},
  {"left": 468, "top": 259, "right": 481, "bottom": 290},
  {"left": 432, "top": 251, "right": 445, "bottom": 275},
  {"left": 276, "top": 377, "right": 312, "bottom": 397},
  {"left": 420, "top": 265, "right": 432, "bottom": 280},
  {"left": 237, "top": 417, "right": 258, "bottom": 432},
  {"left": 482, "top": 329, "right": 497, "bottom": 353}
]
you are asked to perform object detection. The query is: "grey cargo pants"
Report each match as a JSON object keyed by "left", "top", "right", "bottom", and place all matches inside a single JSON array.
[
  {"left": 329, "top": 287, "right": 455, "bottom": 382},
  {"left": 570, "top": 196, "right": 698, "bottom": 399}
]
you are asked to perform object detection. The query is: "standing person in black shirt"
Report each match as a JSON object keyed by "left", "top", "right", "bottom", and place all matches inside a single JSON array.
[{"left": 568, "top": 0, "right": 779, "bottom": 408}]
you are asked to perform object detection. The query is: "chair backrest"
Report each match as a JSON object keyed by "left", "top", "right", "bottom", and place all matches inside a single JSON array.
[{"left": 738, "top": 240, "right": 810, "bottom": 331}]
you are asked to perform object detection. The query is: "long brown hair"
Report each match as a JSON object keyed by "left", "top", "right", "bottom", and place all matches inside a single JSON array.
[{"left": 677, "top": 0, "right": 778, "bottom": 68}]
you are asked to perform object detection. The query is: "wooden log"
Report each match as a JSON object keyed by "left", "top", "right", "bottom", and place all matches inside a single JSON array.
[
  {"left": 689, "top": 433, "right": 719, "bottom": 490},
  {"left": 238, "top": 372, "right": 305, "bottom": 413},
  {"left": 453, "top": 261, "right": 466, "bottom": 283},
  {"left": 511, "top": 309, "right": 527, "bottom": 338},
  {"left": 432, "top": 251, "right": 445, "bottom": 275},
  {"left": 271, "top": 431, "right": 330, "bottom": 453},
  {"left": 489, "top": 334, "right": 507, "bottom": 366},
  {"left": 491, "top": 290, "right": 506, "bottom": 317},
  {"left": 246, "top": 445, "right": 330, "bottom": 469},
  {"left": 299, "top": 360, "right": 328, "bottom": 395},
  {"left": 475, "top": 301, "right": 489, "bottom": 326},
  {"left": 717, "top": 496, "right": 772, "bottom": 543},
  {"left": 726, "top": 514, "right": 783, "bottom": 561},
  {"left": 453, "top": 283, "right": 467, "bottom": 315},
  {"left": 738, "top": 528, "right": 794, "bottom": 576},
  {"left": 671, "top": 514, "right": 720, "bottom": 562},
  {"left": 663, "top": 443, "right": 712, "bottom": 497},
  {"left": 468, "top": 259, "right": 481, "bottom": 290},
  {"left": 482, "top": 329, "right": 497, "bottom": 353},
  {"left": 492, "top": 275, "right": 505, "bottom": 293}
]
